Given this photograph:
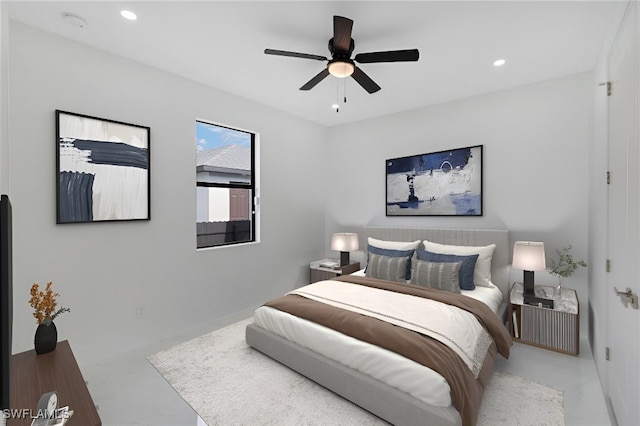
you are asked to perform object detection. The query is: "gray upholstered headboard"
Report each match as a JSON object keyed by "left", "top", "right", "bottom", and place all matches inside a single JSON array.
[{"left": 359, "top": 226, "right": 510, "bottom": 318}]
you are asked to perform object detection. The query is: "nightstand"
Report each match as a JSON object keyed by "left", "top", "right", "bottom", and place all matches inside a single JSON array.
[
  {"left": 309, "top": 259, "right": 361, "bottom": 283},
  {"left": 509, "top": 282, "right": 580, "bottom": 355}
]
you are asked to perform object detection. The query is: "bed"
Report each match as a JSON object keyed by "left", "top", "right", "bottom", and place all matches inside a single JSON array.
[{"left": 246, "top": 227, "right": 512, "bottom": 426}]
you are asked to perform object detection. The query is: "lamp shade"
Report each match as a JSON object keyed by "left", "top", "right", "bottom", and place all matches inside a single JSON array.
[
  {"left": 512, "top": 241, "right": 546, "bottom": 271},
  {"left": 331, "top": 233, "right": 359, "bottom": 252}
]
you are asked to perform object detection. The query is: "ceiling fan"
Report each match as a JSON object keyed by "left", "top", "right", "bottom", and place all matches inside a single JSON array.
[{"left": 264, "top": 15, "right": 419, "bottom": 94}]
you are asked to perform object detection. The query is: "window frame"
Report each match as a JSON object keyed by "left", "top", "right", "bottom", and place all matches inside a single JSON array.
[{"left": 195, "top": 119, "right": 258, "bottom": 249}]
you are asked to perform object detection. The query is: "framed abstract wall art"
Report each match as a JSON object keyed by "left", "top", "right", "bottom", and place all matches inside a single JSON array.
[
  {"left": 386, "top": 145, "right": 483, "bottom": 216},
  {"left": 56, "top": 110, "right": 150, "bottom": 224}
]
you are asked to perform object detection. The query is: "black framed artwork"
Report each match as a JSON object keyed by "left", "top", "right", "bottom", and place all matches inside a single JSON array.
[
  {"left": 56, "top": 110, "right": 150, "bottom": 224},
  {"left": 386, "top": 145, "right": 483, "bottom": 216}
]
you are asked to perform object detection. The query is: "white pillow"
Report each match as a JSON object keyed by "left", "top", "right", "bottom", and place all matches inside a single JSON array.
[
  {"left": 368, "top": 237, "right": 420, "bottom": 251},
  {"left": 422, "top": 240, "right": 496, "bottom": 287}
]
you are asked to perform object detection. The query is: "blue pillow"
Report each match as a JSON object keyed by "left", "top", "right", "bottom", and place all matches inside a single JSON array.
[
  {"left": 415, "top": 249, "right": 478, "bottom": 290},
  {"left": 367, "top": 244, "right": 415, "bottom": 281}
]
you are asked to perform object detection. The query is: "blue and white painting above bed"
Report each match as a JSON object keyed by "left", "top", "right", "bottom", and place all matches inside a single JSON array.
[
  {"left": 386, "top": 145, "right": 483, "bottom": 216},
  {"left": 56, "top": 110, "right": 150, "bottom": 224}
]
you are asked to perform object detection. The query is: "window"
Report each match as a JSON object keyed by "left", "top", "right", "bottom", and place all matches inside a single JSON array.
[{"left": 195, "top": 120, "right": 257, "bottom": 248}]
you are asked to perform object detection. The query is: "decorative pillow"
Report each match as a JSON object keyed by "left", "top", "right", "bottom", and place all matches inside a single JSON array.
[
  {"left": 415, "top": 249, "right": 478, "bottom": 290},
  {"left": 368, "top": 237, "right": 420, "bottom": 251},
  {"left": 366, "top": 252, "right": 410, "bottom": 283},
  {"left": 366, "top": 245, "right": 415, "bottom": 280},
  {"left": 422, "top": 240, "right": 496, "bottom": 287},
  {"left": 409, "top": 259, "right": 462, "bottom": 293}
]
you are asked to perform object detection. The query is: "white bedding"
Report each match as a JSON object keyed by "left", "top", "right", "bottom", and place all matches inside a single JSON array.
[
  {"left": 291, "top": 281, "right": 492, "bottom": 377},
  {"left": 253, "top": 305, "right": 453, "bottom": 406},
  {"left": 252, "top": 277, "right": 503, "bottom": 408},
  {"left": 353, "top": 269, "right": 504, "bottom": 314}
]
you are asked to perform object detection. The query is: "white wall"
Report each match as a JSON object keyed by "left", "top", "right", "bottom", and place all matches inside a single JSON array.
[
  {"left": 6, "top": 18, "right": 600, "bottom": 367},
  {"left": 8, "top": 22, "right": 329, "bottom": 364},
  {"left": 326, "top": 73, "right": 592, "bottom": 329},
  {"left": 0, "top": 3, "right": 8, "bottom": 194},
  {"left": 208, "top": 188, "right": 230, "bottom": 222},
  {"left": 195, "top": 187, "right": 230, "bottom": 222},
  {"left": 196, "top": 187, "right": 210, "bottom": 222}
]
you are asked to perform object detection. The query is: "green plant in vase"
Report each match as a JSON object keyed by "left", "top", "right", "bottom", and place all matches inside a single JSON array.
[{"left": 548, "top": 245, "right": 587, "bottom": 298}]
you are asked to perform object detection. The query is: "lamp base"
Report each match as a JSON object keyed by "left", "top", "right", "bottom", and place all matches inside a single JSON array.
[
  {"left": 523, "top": 270, "right": 535, "bottom": 296},
  {"left": 339, "top": 252, "right": 350, "bottom": 267}
]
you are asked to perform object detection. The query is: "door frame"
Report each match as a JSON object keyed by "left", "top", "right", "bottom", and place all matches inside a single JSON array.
[{"left": 606, "top": 2, "right": 640, "bottom": 424}]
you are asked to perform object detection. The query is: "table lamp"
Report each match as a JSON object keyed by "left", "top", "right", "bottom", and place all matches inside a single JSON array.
[
  {"left": 512, "top": 241, "right": 546, "bottom": 302},
  {"left": 331, "top": 233, "right": 359, "bottom": 266}
]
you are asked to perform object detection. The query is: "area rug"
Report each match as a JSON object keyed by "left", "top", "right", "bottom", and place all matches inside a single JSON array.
[{"left": 148, "top": 318, "right": 565, "bottom": 425}]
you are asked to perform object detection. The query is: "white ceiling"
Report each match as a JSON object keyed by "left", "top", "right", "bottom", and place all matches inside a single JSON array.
[{"left": 7, "top": 1, "right": 620, "bottom": 127}]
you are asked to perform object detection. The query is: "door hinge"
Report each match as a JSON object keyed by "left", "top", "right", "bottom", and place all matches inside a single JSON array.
[
  {"left": 606, "top": 347, "right": 610, "bottom": 361},
  {"left": 606, "top": 259, "right": 611, "bottom": 272},
  {"left": 599, "top": 81, "right": 612, "bottom": 96},
  {"left": 607, "top": 171, "right": 611, "bottom": 185}
]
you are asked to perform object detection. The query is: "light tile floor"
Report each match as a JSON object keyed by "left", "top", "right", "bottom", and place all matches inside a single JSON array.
[
  {"left": 82, "top": 311, "right": 612, "bottom": 426},
  {"left": 493, "top": 338, "right": 612, "bottom": 426}
]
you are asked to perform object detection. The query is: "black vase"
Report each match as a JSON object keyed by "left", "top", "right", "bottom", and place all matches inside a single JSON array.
[{"left": 34, "top": 322, "right": 57, "bottom": 354}]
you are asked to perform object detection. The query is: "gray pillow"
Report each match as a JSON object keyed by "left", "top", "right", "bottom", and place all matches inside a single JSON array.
[
  {"left": 409, "top": 259, "right": 462, "bottom": 293},
  {"left": 365, "top": 252, "right": 409, "bottom": 283}
]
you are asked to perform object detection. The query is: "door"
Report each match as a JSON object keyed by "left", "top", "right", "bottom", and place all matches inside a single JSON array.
[
  {"left": 229, "top": 188, "right": 249, "bottom": 220},
  {"left": 608, "top": 3, "right": 640, "bottom": 425}
]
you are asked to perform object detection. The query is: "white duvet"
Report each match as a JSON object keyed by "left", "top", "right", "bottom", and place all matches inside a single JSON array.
[
  {"left": 291, "top": 281, "right": 492, "bottom": 378},
  {"left": 252, "top": 277, "right": 503, "bottom": 408}
]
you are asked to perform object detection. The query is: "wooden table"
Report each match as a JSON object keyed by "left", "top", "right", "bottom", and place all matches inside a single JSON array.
[{"left": 8, "top": 340, "right": 101, "bottom": 425}]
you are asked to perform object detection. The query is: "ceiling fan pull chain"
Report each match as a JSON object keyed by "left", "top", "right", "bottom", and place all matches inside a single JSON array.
[{"left": 344, "top": 77, "right": 348, "bottom": 104}]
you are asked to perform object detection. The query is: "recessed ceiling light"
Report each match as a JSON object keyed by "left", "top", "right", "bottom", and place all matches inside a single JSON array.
[
  {"left": 331, "top": 104, "right": 339, "bottom": 110},
  {"left": 493, "top": 59, "right": 506, "bottom": 67},
  {"left": 121, "top": 10, "right": 137, "bottom": 21}
]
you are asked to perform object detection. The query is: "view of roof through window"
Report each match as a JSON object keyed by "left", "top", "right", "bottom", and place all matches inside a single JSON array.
[{"left": 195, "top": 120, "right": 256, "bottom": 249}]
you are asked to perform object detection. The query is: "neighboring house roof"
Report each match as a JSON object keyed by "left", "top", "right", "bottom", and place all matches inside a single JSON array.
[{"left": 196, "top": 144, "right": 250, "bottom": 175}]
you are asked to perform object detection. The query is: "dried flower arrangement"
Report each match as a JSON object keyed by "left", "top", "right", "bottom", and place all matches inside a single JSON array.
[{"left": 29, "top": 282, "right": 70, "bottom": 325}]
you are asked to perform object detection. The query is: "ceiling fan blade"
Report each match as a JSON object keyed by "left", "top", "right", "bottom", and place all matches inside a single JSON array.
[
  {"left": 333, "top": 16, "right": 354, "bottom": 53},
  {"left": 264, "top": 49, "right": 328, "bottom": 61},
  {"left": 355, "top": 49, "right": 420, "bottom": 63},
  {"left": 300, "top": 68, "right": 330, "bottom": 90},
  {"left": 351, "top": 66, "right": 381, "bottom": 94}
]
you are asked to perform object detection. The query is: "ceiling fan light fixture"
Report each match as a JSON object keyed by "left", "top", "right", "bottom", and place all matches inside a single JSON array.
[{"left": 328, "top": 60, "right": 355, "bottom": 78}]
